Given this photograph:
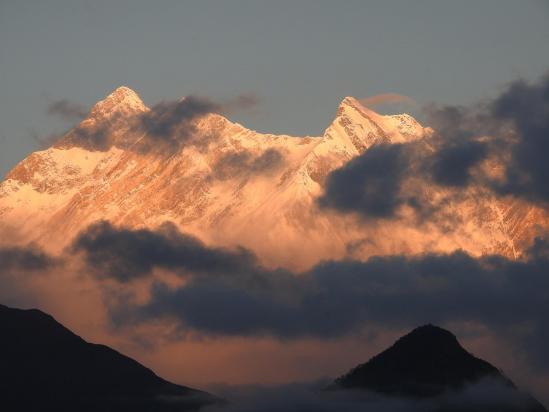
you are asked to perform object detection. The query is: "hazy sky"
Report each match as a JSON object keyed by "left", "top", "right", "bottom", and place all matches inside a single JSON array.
[{"left": 1, "top": 0, "right": 548, "bottom": 177}]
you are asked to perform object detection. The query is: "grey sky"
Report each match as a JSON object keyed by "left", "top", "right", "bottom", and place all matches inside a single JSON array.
[{"left": 1, "top": 0, "right": 548, "bottom": 177}]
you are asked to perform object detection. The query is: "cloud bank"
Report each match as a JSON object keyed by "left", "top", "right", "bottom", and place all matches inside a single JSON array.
[
  {"left": 68, "top": 222, "right": 549, "bottom": 373},
  {"left": 320, "top": 73, "right": 549, "bottom": 218},
  {"left": 2, "top": 220, "right": 548, "bottom": 404}
]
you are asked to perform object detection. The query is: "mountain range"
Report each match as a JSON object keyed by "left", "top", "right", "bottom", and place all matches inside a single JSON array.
[{"left": 1, "top": 86, "right": 547, "bottom": 269}]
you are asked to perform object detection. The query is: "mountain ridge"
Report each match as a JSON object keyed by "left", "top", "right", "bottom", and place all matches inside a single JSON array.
[
  {"left": 331, "top": 324, "right": 547, "bottom": 412},
  {"left": 0, "top": 86, "right": 546, "bottom": 269},
  {"left": 0, "top": 303, "right": 220, "bottom": 411}
]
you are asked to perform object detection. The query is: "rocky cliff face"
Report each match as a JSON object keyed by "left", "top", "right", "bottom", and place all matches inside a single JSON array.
[{"left": 0, "top": 87, "right": 546, "bottom": 269}]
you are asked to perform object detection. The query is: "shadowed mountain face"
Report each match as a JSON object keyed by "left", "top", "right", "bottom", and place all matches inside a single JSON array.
[
  {"left": 0, "top": 304, "right": 219, "bottom": 412},
  {"left": 334, "top": 325, "right": 503, "bottom": 396},
  {"left": 332, "top": 325, "right": 547, "bottom": 412}
]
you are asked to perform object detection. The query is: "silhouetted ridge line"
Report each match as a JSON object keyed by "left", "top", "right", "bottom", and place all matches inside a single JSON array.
[
  {"left": 0, "top": 303, "right": 220, "bottom": 412},
  {"left": 331, "top": 324, "right": 547, "bottom": 411}
]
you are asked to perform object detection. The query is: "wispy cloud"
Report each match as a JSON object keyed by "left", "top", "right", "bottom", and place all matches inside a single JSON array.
[
  {"left": 359, "top": 93, "right": 416, "bottom": 109},
  {"left": 47, "top": 99, "right": 88, "bottom": 122}
]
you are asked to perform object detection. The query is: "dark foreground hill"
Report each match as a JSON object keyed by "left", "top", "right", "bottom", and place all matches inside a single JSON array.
[
  {"left": 0, "top": 303, "right": 219, "bottom": 412},
  {"left": 332, "top": 324, "right": 547, "bottom": 412}
]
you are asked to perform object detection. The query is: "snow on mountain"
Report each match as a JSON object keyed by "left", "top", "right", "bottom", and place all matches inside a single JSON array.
[{"left": 0, "top": 87, "right": 545, "bottom": 269}]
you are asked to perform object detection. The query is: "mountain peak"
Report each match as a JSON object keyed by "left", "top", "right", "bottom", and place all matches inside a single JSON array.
[
  {"left": 333, "top": 324, "right": 506, "bottom": 397},
  {"left": 107, "top": 85, "right": 142, "bottom": 102},
  {"left": 398, "top": 324, "right": 461, "bottom": 347},
  {"left": 333, "top": 95, "right": 382, "bottom": 122},
  {"left": 89, "top": 86, "right": 147, "bottom": 119},
  {"left": 337, "top": 96, "right": 363, "bottom": 111},
  {"left": 331, "top": 324, "right": 548, "bottom": 410}
]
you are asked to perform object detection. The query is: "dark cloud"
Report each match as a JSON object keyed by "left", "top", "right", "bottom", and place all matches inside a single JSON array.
[
  {"left": 0, "top": 246, "right": 56, "bottom": 272},
  {"left": 317, "top": 116, "right": 491, "bottom": 220},
  {"left": 29, "top": 129, "right": 65, "bottom": 150},
  {"left": 63, "top": 123, "right": 113, "bottom": 151},
  {"left": 526, "top": 236, "right": 549, "bottom": 260},
  {"left": 38, "top": 99, "right": 97, "bottom": 149},
  {"left": 490, "top": 73, "right": 549, "bottom": 203},
  {"left": 426, "top": 73, "right": 549, "bottom": 203},
  {"left": 130, "top": 247, "right": 549, "bottom": 359},
  {"left": 46, "top": 93, "right": 258, "bottom": 153},
  {"left": 226, "top": 93, "right": 259, "bottom": 111},
  {"left": 48, "top": 110, "right": 128, "bottom": 152},
  {"left": 77, "top": 223, "right": 549, "bottom": 371},
  {"left": 213, "top": 148, "right": 284, "bottom": 180},
  {"left": 138, "top": 96, "right": 220, "bottom": 144},
  {"left": 134, "top": 94, "right": 259, "bottom": 153},
  {"left": 0, "top": 245, "right": 57, "bottom": 307},
  {"left": 47, "top": 99, "right": 88, "bottom": 122},
  {"left": 251, "top": 149, "right": 284, "bottom": 172},
  {"left": 51, "top": 98, "right": 207, "bottom": 153},
  {"left": 71, "top": 221, "right": 258, "bottom": 282},
  {"left": 1, "top": 222, "right": 547, "bottom": 405},
  {"left": 423, "top": 105, "right": 493, "bottom": 188},
  {"left": 319, "top": 72, "right": 549, "bottom": 219},
  {"left": 213, "top": 151, "right": 253, "bottom": 179},
  {"left": 430, "top": 139, "right": 488, "bottom": 187},
  {"left": 318, "top": 144, "right": 412, "bottom": 218}
]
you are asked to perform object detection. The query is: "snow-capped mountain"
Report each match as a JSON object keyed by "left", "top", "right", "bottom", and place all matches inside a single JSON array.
[{"left": 0, "top": 87, "right": 546, "bottom": 269}]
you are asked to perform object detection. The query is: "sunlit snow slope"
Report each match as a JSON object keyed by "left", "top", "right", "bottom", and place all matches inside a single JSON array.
[{"left": 1, "top": 87, "right": 546, "bottom": 269}]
